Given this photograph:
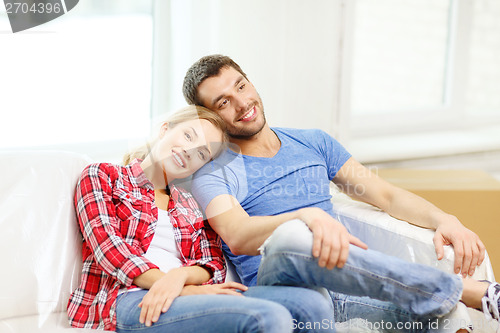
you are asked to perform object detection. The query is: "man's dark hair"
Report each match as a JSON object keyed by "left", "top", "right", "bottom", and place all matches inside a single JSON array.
[{"left": 183, "top": 54, "right": 248, "bottom": 106}]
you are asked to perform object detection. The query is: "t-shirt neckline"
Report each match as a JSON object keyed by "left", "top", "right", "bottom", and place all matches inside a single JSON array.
[{"left": 226, "top": 128, "right": 284, "bottom": 160}]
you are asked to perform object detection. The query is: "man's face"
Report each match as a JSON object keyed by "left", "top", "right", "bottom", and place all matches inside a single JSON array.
[{"left": 197, "top": 66, "right": 266, "bottom": 139}]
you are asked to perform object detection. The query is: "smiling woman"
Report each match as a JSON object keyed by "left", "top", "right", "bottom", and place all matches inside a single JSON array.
[
  {"left": 123, "top": 105, "right": 227, "bottom": 185},
  {"left": 0, "top": 0, "right": 153, "bottom": 160}
]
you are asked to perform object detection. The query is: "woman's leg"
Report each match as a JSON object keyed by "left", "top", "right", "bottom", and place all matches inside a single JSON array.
[
  {"left": 243, "top": 285, "right": 336, "bottom": 332},
  {"left": 115, "top": 290, "right": 293, "bottom": 333}
]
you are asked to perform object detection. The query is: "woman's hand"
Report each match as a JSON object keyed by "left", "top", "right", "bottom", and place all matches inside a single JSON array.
[
  {"left": 180, "top": 281, "right": 248, "bottom": 296},
  {"left": 137, "top": 268, "right": 188, "bottom": 327},
  {"left": 134, "top": 268, "right": 247, "bottom": 326}
]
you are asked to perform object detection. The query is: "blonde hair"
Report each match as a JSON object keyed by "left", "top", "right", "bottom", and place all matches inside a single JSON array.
[{"left": 123, "top": 105, "right": 227, "bottom": 165}]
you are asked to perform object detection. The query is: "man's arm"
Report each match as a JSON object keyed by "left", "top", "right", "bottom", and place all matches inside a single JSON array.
[
  {"left": 205, "top": 194, "right": 367, "bottom": 269},
  {"left": 332, "top": 157, "right": 486, "bottom": 277}
]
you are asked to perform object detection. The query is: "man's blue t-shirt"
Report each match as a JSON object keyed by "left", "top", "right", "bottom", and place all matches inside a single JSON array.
[{"left": 192, "top": 127, "right": 352, "bottom": 286}]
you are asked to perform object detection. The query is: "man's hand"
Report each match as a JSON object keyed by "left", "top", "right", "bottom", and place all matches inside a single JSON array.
[
  {"left": 298, "top": 207, "right": 368, "bottom": 269},
  {"left": 433, "top": 214, "right": 486, "bottom": 277},
  {"left": 180, "top": 281, "right": 248, "bottom": 296}
]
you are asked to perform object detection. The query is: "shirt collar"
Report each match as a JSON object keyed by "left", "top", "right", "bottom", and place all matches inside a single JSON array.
[{"left": 128, "top": 159, "right": 154, "bottom": 190}]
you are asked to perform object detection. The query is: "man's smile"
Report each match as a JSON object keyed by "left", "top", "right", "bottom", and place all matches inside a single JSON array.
[{"left": 238, "top": 106, "right": 257, "bottom": 122}]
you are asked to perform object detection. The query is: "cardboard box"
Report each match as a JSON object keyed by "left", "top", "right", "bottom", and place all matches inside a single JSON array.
[{"left": 377, "top": 168, "right": 500, "bottom": 277}]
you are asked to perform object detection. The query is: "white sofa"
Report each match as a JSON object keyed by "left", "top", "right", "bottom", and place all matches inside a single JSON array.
[
  {"left": 0, "top": 150, "right": 497, "bottom": 332},
  {"left": 0, "top": 151, "right": 100, "bottom": 333}
]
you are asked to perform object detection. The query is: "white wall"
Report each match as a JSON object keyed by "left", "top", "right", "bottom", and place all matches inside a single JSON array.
[{"left": 153, "top": 0, "right": 345, "bottom": 138}]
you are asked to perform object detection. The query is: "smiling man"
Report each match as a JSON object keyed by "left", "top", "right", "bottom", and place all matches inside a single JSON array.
[{"left": 183, "top": 54, "right": 500, "bottom": 331}]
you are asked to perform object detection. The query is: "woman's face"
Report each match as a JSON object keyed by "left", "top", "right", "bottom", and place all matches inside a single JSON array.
[{"left": 153, "top": 119, "right": 223, "bottom": 181}]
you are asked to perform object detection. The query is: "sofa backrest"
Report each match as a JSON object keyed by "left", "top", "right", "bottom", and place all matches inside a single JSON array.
[{"left": 0, "top": 151, "right": 92, "bottom": 321}]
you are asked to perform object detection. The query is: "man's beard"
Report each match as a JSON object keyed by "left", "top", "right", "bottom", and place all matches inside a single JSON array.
[{"left": 227, "top": 107, "right": 267, "bottom": 139}]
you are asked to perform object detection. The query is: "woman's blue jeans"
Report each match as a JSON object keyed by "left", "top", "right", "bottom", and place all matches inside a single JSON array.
[
  {"left": 115, "top": 285, "right": 335, "bottom": 333},
  {"left": 257, "top": 220, "right": 463, "bottom": 332}
]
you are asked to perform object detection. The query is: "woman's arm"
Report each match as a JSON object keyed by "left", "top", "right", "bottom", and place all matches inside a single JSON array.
[
  {"left": 188, "top": 223, "right": 227, "bottom": 284},
  {"left": 75, "top": 164, "right": 158, "bottom": 286},
  {"left": 133, "top": 265, "right": 210, "bottom": 290},
  {"left": 132, "top": 266, "right": 209, "bottom": 327},
  {"left": 133, "top": 266, "right": 247, "bottom": 327},
  {"left": 171, "top": 186, "right": 227, "bottom": 284}
]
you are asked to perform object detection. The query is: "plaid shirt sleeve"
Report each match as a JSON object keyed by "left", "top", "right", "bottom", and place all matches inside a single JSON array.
[
  {"left": 191, "top": 220, "right": 226, "bottom": 285},
  {"left": 169, "top": 185, "right": 226, "bottom": 284},
  {"left": 75, "top": 163, "right": 158, "bottom": 287}
]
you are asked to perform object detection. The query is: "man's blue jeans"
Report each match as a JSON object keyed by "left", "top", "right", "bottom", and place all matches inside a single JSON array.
[
  {"left": 257, "top": 220, "right": 463, "bottom": 331},
  {"left": 115, "top": 285, "right": 335, "bottom": 333}
]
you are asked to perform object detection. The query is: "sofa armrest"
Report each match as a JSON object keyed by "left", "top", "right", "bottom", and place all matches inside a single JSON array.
[
  {"left": 331, "top": 184, "right": 500, "bottom": 332},
  {"left": 0, "top": 151, "right": 96, "bottom": 331},
  {"left": 330, "top": 184, "right": 496, "bottom": 282}
]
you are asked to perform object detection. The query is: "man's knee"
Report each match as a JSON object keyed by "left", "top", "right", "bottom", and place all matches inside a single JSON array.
[{"left": 260, "top": 219, "right": 313, "bottom": 256}]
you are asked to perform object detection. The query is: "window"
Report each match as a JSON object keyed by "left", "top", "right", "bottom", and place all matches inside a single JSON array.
[
  {"left": 0, "top": 0, "right": 153, "bottom": 159},
  {"left": 351, "top": 0, "right": 450, "bottom": 114},
  {"left": 347, "top": 0, "right": 500, "bottom": 136}
]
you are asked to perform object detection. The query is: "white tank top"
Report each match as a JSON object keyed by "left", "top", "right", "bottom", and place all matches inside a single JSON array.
[{"left": 143, "top": 208, "right": 183, "bottom": 273}]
